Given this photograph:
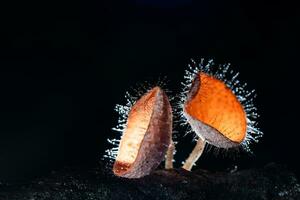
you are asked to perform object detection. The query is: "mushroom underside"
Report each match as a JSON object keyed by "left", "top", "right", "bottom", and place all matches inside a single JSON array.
[{"left": 183, "top": 111, "right": 240, "bottom": 149}]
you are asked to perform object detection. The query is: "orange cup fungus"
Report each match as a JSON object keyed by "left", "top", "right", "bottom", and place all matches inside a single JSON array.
[
  {"left": 184, "top": 72, "right": 247, "bottom": 148},
  {"left": 113, "top": 87, "right": 172, "bottom": 178},
  {"left": 181, "top": 60, "right": 262, "bottom": 170}
]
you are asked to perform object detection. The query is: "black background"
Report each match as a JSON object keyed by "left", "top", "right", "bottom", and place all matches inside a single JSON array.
[{"left": 0, "top": 0, "right": 299, "bottom": 181}]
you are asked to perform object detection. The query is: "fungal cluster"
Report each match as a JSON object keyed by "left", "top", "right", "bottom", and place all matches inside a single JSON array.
[{"left": 104, "top": 59, "right": 263, "bottom": 178}]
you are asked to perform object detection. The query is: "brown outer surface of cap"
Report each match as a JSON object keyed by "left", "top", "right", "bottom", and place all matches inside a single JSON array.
[{"left": 113, "top": 87, "right": 172, "bottom": 178}]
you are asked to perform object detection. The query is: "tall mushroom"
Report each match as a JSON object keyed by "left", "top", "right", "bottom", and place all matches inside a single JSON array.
[{"left": 182, "top": 71, "right": 251, "bottom": 171}]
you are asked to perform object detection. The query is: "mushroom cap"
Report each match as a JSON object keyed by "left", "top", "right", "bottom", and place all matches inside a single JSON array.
[
  {"left": 113, "top": 87, "right": 172, "bottom": 178},
  {"left": 184, "top": 72, "right": 247, "bottom": 148}
]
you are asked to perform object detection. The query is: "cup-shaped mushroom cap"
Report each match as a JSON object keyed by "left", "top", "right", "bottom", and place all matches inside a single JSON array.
[
  {"left": 113, "top": 87, "right": 172, "bottom": 178},
  {"left": 184, "top": 72, "right": 247, "bottom": 148}
]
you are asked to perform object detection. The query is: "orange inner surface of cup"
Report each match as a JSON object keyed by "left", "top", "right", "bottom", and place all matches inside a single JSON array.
[{"left": 185, "top": 73, "right": 247, "bottom": 143}]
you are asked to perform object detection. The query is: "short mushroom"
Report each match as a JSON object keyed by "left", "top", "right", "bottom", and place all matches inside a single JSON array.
[{"left": 113, "top": 86, "right": 173, "bottom": 178}]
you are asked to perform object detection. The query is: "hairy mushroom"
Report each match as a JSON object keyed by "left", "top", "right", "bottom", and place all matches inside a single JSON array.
[
  {"left": 113, "top": 87, "right": 173, "bottom": 178},
  {"left": 181, "top": 60, "right": 262, "bottom": 171}
]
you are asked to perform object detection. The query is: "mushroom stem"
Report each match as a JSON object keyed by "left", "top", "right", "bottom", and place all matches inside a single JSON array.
[
  {"left": 165, "top": 140, "right": 175, "bottom": 169},
  {"left": 182, "top": 137, "right": 206, "bottom": 171}
]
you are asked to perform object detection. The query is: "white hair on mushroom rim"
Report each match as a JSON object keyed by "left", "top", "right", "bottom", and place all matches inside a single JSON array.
[
  {"left": 103, "top": 90, "right": 135, "bottom": 162},
  {"left": 178, "top": 58, "right": 263, "bottom": 153}
]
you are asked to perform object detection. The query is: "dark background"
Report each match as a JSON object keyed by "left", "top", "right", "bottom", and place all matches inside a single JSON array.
[{"left": 0, "top": 0, "right": 299, "bottom": 181}]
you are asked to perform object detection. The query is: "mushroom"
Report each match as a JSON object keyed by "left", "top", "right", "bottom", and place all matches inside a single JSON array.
[
  {"left": 182, "top": 72, "right": 248, "bottom": 171},
  {"left": 113, "top": 86, "right": 173, "bottom": 178}
]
